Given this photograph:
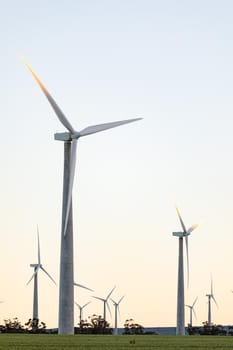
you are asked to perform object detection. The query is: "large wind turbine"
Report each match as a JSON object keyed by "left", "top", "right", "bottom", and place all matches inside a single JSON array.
[
  {"left": 22, "top": 58, "right": 141, "bottom": 334},
  {"left": 173, "top": 206, "right": 198, "bottom": 335},
  {"left": 185, "top": 297, "right": 198, "bottom": 327},
  {"left": 111, "top": 295, "right": 124, "bottom": 335},
  {"left": 206, "top": 277, "right": 218, "bottom": 326},
  {"left": 75, "top": 301, "right": 91, "bottom": 326},
  {"left": 27, "top": 227, "right": 56, "bottom": 325},
  {"left": 92, "top": 286, "right": 116, "bottom": 322}
]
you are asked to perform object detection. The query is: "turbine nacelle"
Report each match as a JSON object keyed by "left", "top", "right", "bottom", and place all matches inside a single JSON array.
[
  {"left": 172, "top": 231, "right": 190, "bottom": 238},
  {"left": 30, "top": 263, "right": 42, "bottom": 268},
  {"left": 54, "top": 131, "right": 81, "bottom": 142}
]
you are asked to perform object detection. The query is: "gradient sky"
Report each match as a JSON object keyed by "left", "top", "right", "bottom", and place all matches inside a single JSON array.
[{"left": 2, "top": 0, "right": 233, "bottom": 328}]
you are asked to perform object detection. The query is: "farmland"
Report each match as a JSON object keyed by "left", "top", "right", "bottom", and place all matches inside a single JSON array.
[{"left": 0, "top": 334, "right": 232, "bottom": 350}]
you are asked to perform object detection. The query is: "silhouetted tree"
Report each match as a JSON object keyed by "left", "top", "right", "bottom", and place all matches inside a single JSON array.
[{"left": 123, "top": 318, "right": 144, "bottom": 335}]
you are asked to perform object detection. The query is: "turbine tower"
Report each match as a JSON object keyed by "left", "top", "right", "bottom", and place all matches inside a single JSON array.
[
  {"left": 206, "top": 277, "right": 218, "bottom": 326},
  {"left": 185, "top": 297, "right": 198, "bottom": 327},
  {"left": 27, "top": 227, "right": 56, "bottom": 325},
  {"left": 75, "top": 301, "right": 91, "bottom": 326},
  {"left": 173, "top": 206, "right": 198, "bottom": 335},
  {"left": 92, "top": 286, "right": 116, "bottom": 322},
  {"left": 111, "top": 295, "right": 124, "bottom": 335},
  {"left": 22, "top": 58, "right": 141, "bottom": 334}
]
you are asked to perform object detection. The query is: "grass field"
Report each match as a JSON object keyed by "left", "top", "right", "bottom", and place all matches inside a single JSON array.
[{"left": 0, "top": 334, "right": 232, "bottom": 350}]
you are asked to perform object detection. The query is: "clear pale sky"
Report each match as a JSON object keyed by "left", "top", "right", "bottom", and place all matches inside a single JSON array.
[{"left": 2, "top": 0, "right": 233, "bottom": 328}]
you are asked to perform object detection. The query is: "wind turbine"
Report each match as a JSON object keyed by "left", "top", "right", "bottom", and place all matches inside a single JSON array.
[
  {"left": 75, "top": 301, "right": 91, "bottom": 326},
  {"left": 173, "top": 206, "right": 198, "bottom": 335},
  {"left": 111, "top": 295, "right": 124, "bottom": 335},
  {"left": 206, "top": 276, "right": 218, "bottom": 326},
  {"left": 27, "top": 227, "right": 56, "bottom": 325},
  {"left": 185, "top": 297, "right": 198, "bottom": 327},
  {"left": 22, "top": 58, "right": 141, "bottom": 334},
  {"left": 92, "top": 286, "right": 116, "bottom": 322}
]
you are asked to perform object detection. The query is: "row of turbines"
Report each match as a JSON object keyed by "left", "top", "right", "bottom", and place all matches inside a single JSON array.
[
  {"left": 27, "top": 231, "right": 123, "bottom": 334},
  {"left": 21, "top": 58, "right": 232, "bottom": 336},
  {"left": 21, "top": 57, "right": 137, "bottom": 335},
  {"left": 173, "top": 207, "right": 233, "bottom": 335}
]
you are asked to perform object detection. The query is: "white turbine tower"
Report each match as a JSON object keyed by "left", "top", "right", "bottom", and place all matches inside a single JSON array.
[
  {"left": 22, "top": 58, "right": 141, "bottom": 334},
  {"left": 75, "top": 301, "right": 91, "bottom": 326},
  {"left": 173, "top": 206, "right": 198, "bottom": 336},
  {"left": 111, "top": 295, "right": 124, "bottom": 335},
  {"left": 27, "top": 227, "right": 56, "bottom": 324},
  {"left": 92, "top": 286, "right": 116, "bottom": 322},
  {"left": 206, "top": 277, "right": 218, "bottom": 327},
  {"left": 185, "top": 297, "right": 198, "bottom": 327}
]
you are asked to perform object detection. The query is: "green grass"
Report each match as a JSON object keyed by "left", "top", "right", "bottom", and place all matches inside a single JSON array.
[{"left": 0, "top": 334, "right": 232, "bottom": 350}]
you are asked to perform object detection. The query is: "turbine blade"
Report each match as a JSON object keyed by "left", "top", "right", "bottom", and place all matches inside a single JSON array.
[
  {"left": 40, "top": 266, "right": 56, "bottom": 285},
  {"left": 79, "top": 118, "right": 142, "bottom": 137},
  {"left": 175, "top": 206, "right": 187, "bottom": 233},
  {"left": 92, "top": 296, "right": 105, "bottom": 302},
  {"left": 27, "top": 266, "right": 39, "bottom": 285},
  {"left": 192, "top": 297, "right": 198, "bottom": 307},
  {"left": 212, "top": 295, "right": 219, "bottom": 308},
  {"left": 187, "top": 224, "right": 198, "bottom": 234},
  {"left": 106, "top": 301, "right": 112, "bottom": 318},
  {"left": 110, "top": 298, "right": 116, "bottom": 305},
  {"left": 82, "top": 301, "right": 91, "bottom": 309},
  {"left": 75, "top": 302, "right": 81, "bottom": 309},
  {"left": 193, "top": 307, "right": 197, "bottom": 320},
  {"left": 21, "top": 57, "right": 75, "bottom": 133},
  {"left": 37, "top": 225, "right": 41, "bottom": 265},
  {"left": 74, "top": 282, "right": 94, "bottom": 292},
  {"left": 211, "top": 275, "right": 213, "bottom": 295},
  {"left": 118, "top": 295, "right": 125, "bottom": 305},
  {"left": 185, "top": 235, "right": 189, "bottom": 287},
  {"left": 63, "top": 139, "right": 77, "bottom": 236},
  {"left": 106, "top": 286, "right": 116, "bottom": 300}
]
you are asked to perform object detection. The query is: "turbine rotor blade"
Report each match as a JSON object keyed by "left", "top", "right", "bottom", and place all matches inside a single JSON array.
[
  {"left": 79, "top": 118, "right": 142, "bottom": 137},
  {"left": 192, "top": 297, "right": 198, "bottom": 308},
  {"left": 75, "top": 302, "right": 81, "bottom": 309},
  {"left": 106, "top": 301, "right": 112, "bottom": 318},
  {"left": 118, "top": 295, "right": 125, "bottom": 305},
  {"left": 27, "top": 265, "right": 39, "bottom": 285},
  {"left": 92, "top": 296, "right": 105, "bottom": 302},
  {"left": 63, "top": 139, "right": 77, "bottom": 236},
  {"left": 212, "top": 295, "right": 219, "bottom": 308},
  {"left": 82, "top": 301, "right": 91, "bottom": 309},
  {"left": 21, "top": 57, "right": 75, "bottom": 133},
  {"left": 187, "top": 224, "right": 198, "bottom": 234},
  {"left": 40, "top": 266, "right": 57, "bottom": 285},
  {"left": 193, "top": 307, "right": 197, "bottom": 320},
  {"left": 175, "top": 206, "right": 187, "bottom": 233},
  {"left": 74, "top": 282, "right": 94, "bottom": 292},
  {"left": 37, "top": 225, "right": 41, "bottom": 265},
  {"left": 106, "top": 286, "right": 116, "bottom": 300}
]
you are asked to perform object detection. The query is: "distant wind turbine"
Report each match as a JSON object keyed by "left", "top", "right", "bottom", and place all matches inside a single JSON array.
[
  {"left": 75, "top": 301, "right": 91, "bottom": 326},
  {"left": 92, "top": 286, "right": 116, "bottom": 322},
  {"left": 206, "top": 276, "right": 218, "bottom": 326},
  {"left": 22, "top": 58, "right": 142, "bottom": 334},
  {"left": 185, "top": 297, "right": 198, "bottom": 327},
  {"left": 27, "top": 227, "right": 56, "bottom": 324},
  {"left": 111, "top": 295, "right": 125, "bottom": 335},
  {"left": 173, "top": 206, "right": 198, "bottom": 335}
]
